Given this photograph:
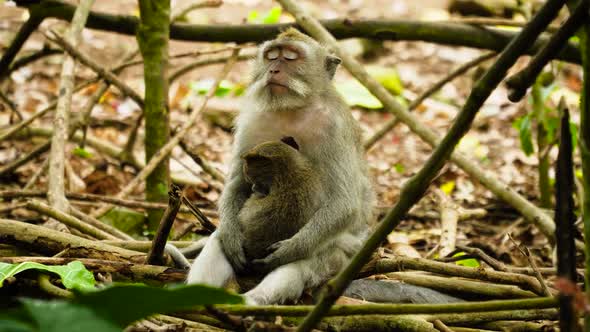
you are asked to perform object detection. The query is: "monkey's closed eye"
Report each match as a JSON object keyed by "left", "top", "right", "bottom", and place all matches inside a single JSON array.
[
  {"left": 266, "top": 49, "right": 280, "bottom": 60},
  {"left": 281, "top": 136, "right": 299, "bottom": 150},
  {"left": 282, "top": 49, "right": 299, "bottom": 60}
]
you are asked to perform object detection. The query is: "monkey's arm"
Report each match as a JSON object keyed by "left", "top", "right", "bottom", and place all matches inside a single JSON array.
[
  {"left": 216, "top": 161, "right": 252, "bottom": 271},
  {"left": 254, "top": 195, "right": 356, "bottom": 269}
]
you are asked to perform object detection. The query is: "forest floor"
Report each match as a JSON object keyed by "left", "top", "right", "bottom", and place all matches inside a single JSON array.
[{"left": 0, "top": 0, "right": 585, "bottom": 289}]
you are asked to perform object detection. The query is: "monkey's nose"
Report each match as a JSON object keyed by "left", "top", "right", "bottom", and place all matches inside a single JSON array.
[{"left": 270, "top": 69, "right": 280, "bottom": 74}]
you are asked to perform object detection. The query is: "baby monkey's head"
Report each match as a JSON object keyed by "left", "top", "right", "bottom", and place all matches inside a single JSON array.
[{"left": 241, "top": 136, "right": 309, "bottom": 197}]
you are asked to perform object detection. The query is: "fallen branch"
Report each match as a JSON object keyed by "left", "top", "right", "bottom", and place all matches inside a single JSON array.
[
  {"left": 505, "top": 0, "right": 590, "bottom": 101},
  {"left": 8, "top": 45, "right": 62, "bottom": 73},
  {"left": 369, "top": 256, "right": 545, "bottom": 295},
  {"left": 204, "top": 297, "right": 557, "bottom": 317},
  {"left": 385, "top": 272, "right": 537, "bottom": 298},
  {"left": 0, "top": 189, "right": 218, "bottom": 217},
  {"left": 13, "top": 1, "right": 582, "bottom": 64},
  {"left": 0, "top": 8, "right": 44, "bottom": 80},
  {"left": 45, "top": 30, "right": 144, "bottom": 108},
  {"left": 38, "top": 273, "right": 73, "bottom": 298},
  {"left": 178, "top": 137, "right": 225, "bottom": 182},
  {"left": 46, "top": 0, "right": 95, "bottom": 230},
  {"left": 25, "top": 200, "right": 117, "bottom": 240},
  {"left": 146, "top": 187, "right": 182, "bottom": 266},
  {"left": 102, "top": 240, "right": 194, "bottom": 252},
  {"left": 0, "top": 218, "right": 144, "bottom": 262}
]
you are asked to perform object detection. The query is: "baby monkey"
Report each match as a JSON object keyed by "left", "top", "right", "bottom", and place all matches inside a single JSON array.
[{"left": 239, "top": 136, "right": 322, "bottom": 263}]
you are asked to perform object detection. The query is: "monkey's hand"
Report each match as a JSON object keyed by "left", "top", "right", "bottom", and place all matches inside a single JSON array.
[
  {"left": 217, "top": 229, "right": 248, "bottom": 272},
  {"left": 252, "top": 239, "right": 301, "bottom": 270}
]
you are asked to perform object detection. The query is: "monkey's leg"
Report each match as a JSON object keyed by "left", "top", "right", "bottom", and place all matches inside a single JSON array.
[
  {"left": 186, "top": 231, "right": 234, "bottom": 287},
  {"left": 244, "top": 245, "right": 348, "bottom": 305}
]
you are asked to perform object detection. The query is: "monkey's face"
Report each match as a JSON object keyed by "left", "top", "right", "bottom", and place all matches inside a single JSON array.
[{"left": 247, "top": 32, "right": 341, "bottom": 111}]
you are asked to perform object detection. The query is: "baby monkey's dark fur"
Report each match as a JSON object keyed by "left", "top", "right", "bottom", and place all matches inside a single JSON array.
[{"left": 240, "top": 137, "right": 322, "bottom": 261}]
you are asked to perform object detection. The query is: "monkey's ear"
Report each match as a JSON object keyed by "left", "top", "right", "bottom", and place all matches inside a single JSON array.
[
  {"left": 281, "top": 136, "right": 299, "bottom": 150},
  {"left": 325, "top": 55, "right": 341, "bottom": 80}
]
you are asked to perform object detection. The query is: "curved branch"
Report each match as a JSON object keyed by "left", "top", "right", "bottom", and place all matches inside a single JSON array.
[{"left": 14, "top": 0, "right": 582, "bottom": 64}]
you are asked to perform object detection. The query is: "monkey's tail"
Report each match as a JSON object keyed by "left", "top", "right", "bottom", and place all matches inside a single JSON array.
[{"left": 344, "top": 279, "right": 464, "bottom": 304}]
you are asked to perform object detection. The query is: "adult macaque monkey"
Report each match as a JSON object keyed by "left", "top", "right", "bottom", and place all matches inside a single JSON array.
[{"left": 187, "top": 28, "right": 373, "bottom": 305}]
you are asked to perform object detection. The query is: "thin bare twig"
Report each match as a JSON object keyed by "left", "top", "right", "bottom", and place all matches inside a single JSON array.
[
  {"left": 364, "top": 51, "right": 496, "bottom": 150},
  {"left": 181, "top": 195, "right": 216, "bottom": 233},
  {"left": 46, "top": 0, "right": 95, "bottom": 231},
  {"left": 146, "top": 186, "right": 182, "bottom": 266},
  {"left": 26, "top": 200, "right": 117, "bottom": 240},
  {"left": 44, "top": 30, "right": 144, "bottom": 108}
]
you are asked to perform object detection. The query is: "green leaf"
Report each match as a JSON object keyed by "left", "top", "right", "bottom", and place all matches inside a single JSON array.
[
  {"left": 262, "top": 6, "right": 282, "bottom": 24},
  {"left": 0, "top": 307, "right": 35, "bottom": 332},
  {"left": 452, "top": 253, "right": 480, "bottom": 267},
  {"left": 3, "top": 284, "right": 243, "bottom": 332},
  {"left": 576, "top": 169, "right": 583, "bottom": 179},
  {"left": 247, "top": 10, "right": 259, "bottom": 23},
  {"left": 248, "top": 7, "right": 282, "bottom": 24},
  {"left": 99, "top": 207, "right": 145, "bottom": 235},
  {"left": 366, "top": 65, "right": 404, "bottom": 95},
  {"left": 394, "top": 163, "right": 405, "bottom": 174},
  {"left": 190, "top": 79, "right": 234, "bottom": 97},
  {"left": 542, "top": 112, "right": 559, "bottom": 143},
  {"left": 0, "top": 261, "right": 95, "bottom": 290},
  {"left": 569, "top": 121, "right": 578, "bottom": 152},
  {"left": 74, "top": 283, "right": 243, "bottom": 327},
  {"left": 513, "top": 115, "right": 534, "bottom": 155},
  {"left": 335, "top": 80, "right": 382, "bottom": 109},
  {"left": 23, "top": 299, "right": 121, "bottom": 332},
  {"left": 72, "top": 147, "right": 93, "bottom": 159}
]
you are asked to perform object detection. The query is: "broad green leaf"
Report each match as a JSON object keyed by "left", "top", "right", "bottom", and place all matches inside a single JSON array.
[
  {"left": 452, "top": 253, "right": 480, "bottom": 267},
  {"left": 513, "top": 115, "right": 534, "bottom": 155},
  {"left": 3, "top": 284, "right": 243, "bottom": 332},
  {"left": 335, "top": 80, "right": 382, "bottom": 109},
  {"left": 262, "top": 6, "right": 282, "bottom": 24},
  {"left": 0, "top": 307, "right": 35, "bottom": 332},
  {"left": 75, "top": 283, "right": 243, "bottom": 327},
  {"left": 366, "top": 65, "right": 404, "bottom": 95},
  {"left": 394, "top": 163, "right": 405, "bottom": 174},
  {"left": 23, "top": 299, "right": 120, "bottom": 332},
  {"left": 440, "top": 181, "right": 455, "bottom": 195},
  {"left": 576, "top": 169, "right": 583, "bottom": 179},
  {"left": 72, "top": 147, "right": 93, "bottom": 159},
  {"left": 0, "top": 261, "right": 95, "bottom": 290}
]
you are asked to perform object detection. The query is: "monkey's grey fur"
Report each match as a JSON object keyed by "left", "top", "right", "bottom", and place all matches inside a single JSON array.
[
  {"left": 344, "top": 280, "right": 464, "bottom": 303},
  {"left": 187, "top": 28, "right": 373, "bottom": 305}
]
